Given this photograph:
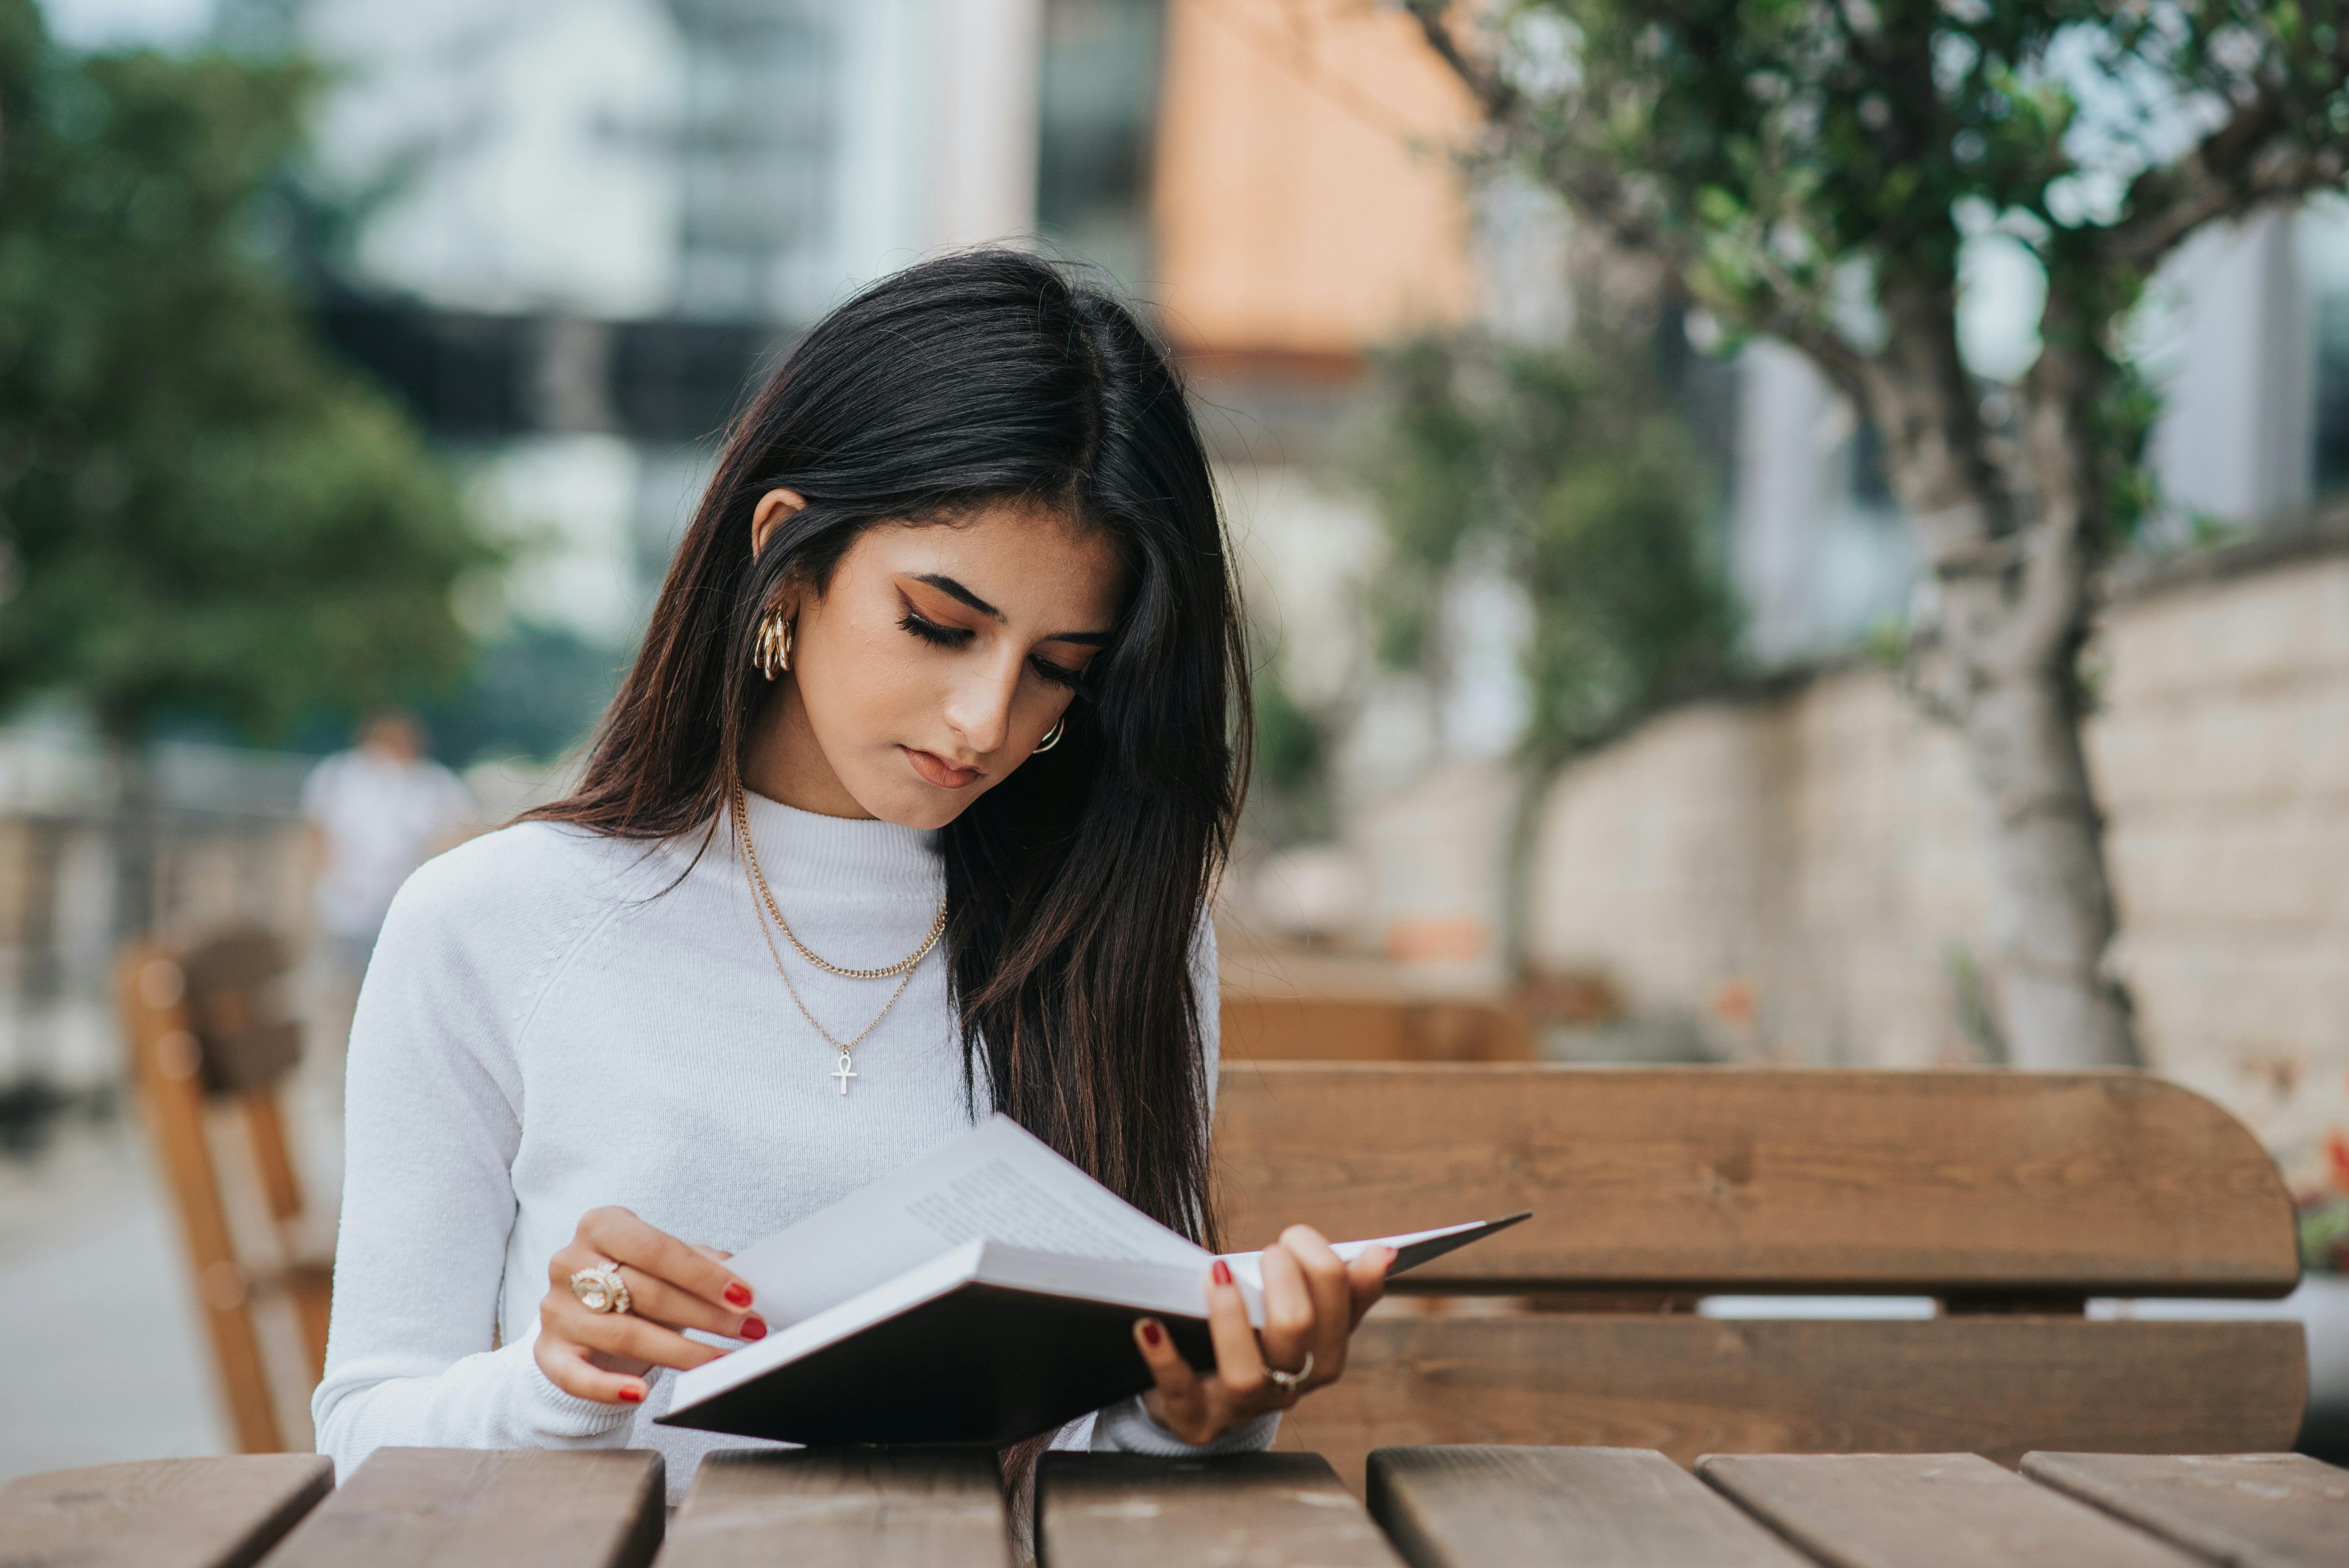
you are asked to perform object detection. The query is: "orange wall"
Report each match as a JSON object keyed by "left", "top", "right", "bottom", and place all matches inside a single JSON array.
[{"left": 1151, "top": 0, "right": 1480, "bottom": 358}]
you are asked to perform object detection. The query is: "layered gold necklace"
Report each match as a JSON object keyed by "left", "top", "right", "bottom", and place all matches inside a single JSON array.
[{"left": 731, "top": 785, "right": 947, "bottom": 1097}]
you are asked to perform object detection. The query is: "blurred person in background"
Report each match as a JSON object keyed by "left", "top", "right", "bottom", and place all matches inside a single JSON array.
[
  {"left": 311, "top": 251, "right": 1393, "bottom": 1506},
  {"left": 301, "top": 710, "right": 479, "bottom": 1117},
  {"left": 304, "top": 709, "right": 480, "bottom": 978}
]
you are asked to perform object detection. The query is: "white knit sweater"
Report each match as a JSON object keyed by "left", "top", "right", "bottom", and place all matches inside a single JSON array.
[{"left": 312, "top": 791, "right": 1271, "bottom": 1500}]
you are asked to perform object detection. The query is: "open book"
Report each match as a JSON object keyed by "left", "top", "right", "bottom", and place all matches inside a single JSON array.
[{"left": 659, "top": 1114, "right": 1527, "bottom": 1447}]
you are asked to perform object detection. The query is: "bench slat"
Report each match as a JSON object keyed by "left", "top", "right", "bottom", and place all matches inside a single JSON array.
[
  {"left": 1699, "top": 1453, "right": 2205, "bottom": 1568},
  {"left": 1367, "top": 1446, "right": 1812, "bottom": 1567},
  {"left": 1278, "top": 1316, "right": 2306, "bottom": 1495},
  {"left": 1214, "top": 1066, "right": 2297, "bottom": 1295},
  {"left": 262, "top": 1448, "right": 662, "bottom": 1568},
  {"left": 659, "top": 1449, "right": 1010, "bottom": 1567},
  {"left": 0, "top": 1455, "right": 331, "bottom": 1568},
  {"left": 1039, "top": 1453, "right": 1404, "bottom": 1567},
  {"left": 2021, "top": 1452, "right": 2349, "bottom": 1568}
]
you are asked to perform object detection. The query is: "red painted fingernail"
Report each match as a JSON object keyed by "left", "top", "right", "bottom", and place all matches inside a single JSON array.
[
  {"left": 724, "top": 1283, "right": 752, "bottom": 1308},
  {"left": 1141, "top": 1319, "right": 1164, "bottom": 1347},
  {"left": 1212, "top": 1259, "right": 1233, "bottom": 1287},
  {"left": 740, "top": 1315, "right": 768, "bottom": 1341},
  {"left": 618, "top": 1383, "right": 644, "bottom": 1404}
]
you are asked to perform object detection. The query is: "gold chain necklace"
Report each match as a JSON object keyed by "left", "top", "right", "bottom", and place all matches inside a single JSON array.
[
  {"left": 731, "top": 786, "right": 947, "bottom": 1096},
  {"left": 733, "top": 786, "right": 946, "bottom": 978}
]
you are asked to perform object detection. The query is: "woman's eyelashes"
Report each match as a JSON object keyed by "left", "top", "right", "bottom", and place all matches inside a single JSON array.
[
  {"left": 900, "top": 607, "right": 1087, "bottom": 689},
  {"left": 897, "top": 609, "right": 973, "bottom": 648}
]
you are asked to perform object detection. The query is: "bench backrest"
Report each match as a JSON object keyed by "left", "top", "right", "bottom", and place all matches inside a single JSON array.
[
  {"left": 1212, "top": 1064, "right": 2297, "bottom": 1299},
  {"left": 1210, "top": 1064, "right": 2306, "bottom": 1492}
]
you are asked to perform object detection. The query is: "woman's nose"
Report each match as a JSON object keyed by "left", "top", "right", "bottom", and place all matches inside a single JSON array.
[{"left": 942, "top": 668, "right": 1018, "bottom": 757}]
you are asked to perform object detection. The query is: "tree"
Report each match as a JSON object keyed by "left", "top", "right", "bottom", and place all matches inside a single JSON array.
[
  {"left": 1408, "top": 0, "right": 2349, "bottom": 1067},
  {"left": 1358, "top": 324, "right": 1738, "bottom": 967},
  {"left": 0, "top": 3, "right": 495, "bottom": 933}
]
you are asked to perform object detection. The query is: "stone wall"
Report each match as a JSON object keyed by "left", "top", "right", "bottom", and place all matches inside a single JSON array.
[{"left": 1527, "top": 533, "right": 2349, "bottom": 1184}]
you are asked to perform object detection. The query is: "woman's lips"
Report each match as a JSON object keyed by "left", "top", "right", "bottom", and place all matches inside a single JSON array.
[{"left": 902, "top": 745, "right": 982, "bottom": 789}]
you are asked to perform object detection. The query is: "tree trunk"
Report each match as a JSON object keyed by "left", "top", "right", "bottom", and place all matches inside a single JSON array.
[
  {"left": 1959, "top": 668, "right": 2136, "bottom": 1067},
  {"left": 1864, "top": 282, "right": 2140, "bottom": 1069}
]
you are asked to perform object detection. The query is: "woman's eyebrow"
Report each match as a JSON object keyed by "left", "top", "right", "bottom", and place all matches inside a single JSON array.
[
  {"left": 913, "top": 572, "right": 1111, "bottom": 645},
  {"left": 912, "top": 573, "right": 1005, "bottom": 622}
]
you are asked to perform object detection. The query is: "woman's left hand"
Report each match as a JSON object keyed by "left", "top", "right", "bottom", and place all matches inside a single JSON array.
[{"left": 1131, "top": 1225, "right": 1393, "bottom": 1445}]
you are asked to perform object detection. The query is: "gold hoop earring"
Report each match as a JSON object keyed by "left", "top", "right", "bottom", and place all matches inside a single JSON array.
[
  {"left": 755, "top": 612, "right": 793, "bottom": 681},
  {"left": 1034, "top": 715, "right": 1066, "bottom": 753}
]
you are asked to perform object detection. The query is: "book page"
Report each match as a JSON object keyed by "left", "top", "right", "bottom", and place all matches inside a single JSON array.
[{"left": 726, "top": 1115, "right": 1211, "bottom": 1329}]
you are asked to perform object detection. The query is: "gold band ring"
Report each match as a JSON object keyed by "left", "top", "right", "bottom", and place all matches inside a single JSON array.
[{"left": 569, "top": 1261, "right": 631, "bottom": 1315}]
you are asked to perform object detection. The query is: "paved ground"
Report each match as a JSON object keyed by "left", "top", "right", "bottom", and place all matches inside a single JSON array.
[{"left": 0, "top": 1122, "right": 226, "bottom": 1482}]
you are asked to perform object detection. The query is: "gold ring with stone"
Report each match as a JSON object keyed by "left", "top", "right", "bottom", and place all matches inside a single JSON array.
[
  {"left": 1263, "top": 1349, "right": 1313, "bottom": 1394},
  {"left": 569, "top": 1261, "right": 631, "bottom": 1315}
]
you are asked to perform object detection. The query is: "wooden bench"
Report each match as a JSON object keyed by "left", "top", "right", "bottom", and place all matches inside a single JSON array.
[
  {"left": 1209, "top": 1064, "right": 2306, "bottom": 1493},
  {"left": 14, "top": 1446, "right": 2346, "bottom": 1568}
]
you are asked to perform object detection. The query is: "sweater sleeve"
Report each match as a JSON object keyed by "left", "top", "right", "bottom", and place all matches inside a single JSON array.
[
  {"left": 1081, "top": 914, "right": 1281, "bottom": 1457},
  {"left": 311, "top": 831, "right": 633, "bottom": 1475}
]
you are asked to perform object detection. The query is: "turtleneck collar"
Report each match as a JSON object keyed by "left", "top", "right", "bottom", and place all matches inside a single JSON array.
[{"left": 731, "top": 788, "right": 943, "bottom": 896}]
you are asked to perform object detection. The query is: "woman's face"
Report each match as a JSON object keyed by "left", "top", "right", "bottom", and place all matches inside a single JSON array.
[{"left": 748, "top": 493, "right": 1128, "bottom": 830}]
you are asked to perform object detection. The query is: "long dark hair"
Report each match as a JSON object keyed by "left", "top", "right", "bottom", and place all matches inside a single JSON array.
[{"left": 528, "top": 251, "right": 1248, "bottom": 1245}]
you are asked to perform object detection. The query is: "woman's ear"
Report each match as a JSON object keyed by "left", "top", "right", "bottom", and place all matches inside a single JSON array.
[{"left": 750, "top": 488, "right": 808, "bottom": 559}]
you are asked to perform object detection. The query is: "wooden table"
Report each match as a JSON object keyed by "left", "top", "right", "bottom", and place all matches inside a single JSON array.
[{"left": 6, "top": 1445, "right": 2344, "bottom": 1567}]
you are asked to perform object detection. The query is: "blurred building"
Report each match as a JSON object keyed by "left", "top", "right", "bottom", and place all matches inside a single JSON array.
[{"left": 228, "top": 0, "right": 1054, "bottom": 761}]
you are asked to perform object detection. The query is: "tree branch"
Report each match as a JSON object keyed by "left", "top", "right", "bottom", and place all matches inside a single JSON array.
[
  {"left": 1744, "top": 278, "right": 1871, "bottom": 407},
  {"left": 2101, "top": 92, "right": 2349, "bottom": 276},
  {"left": 1404, "top": 0, "right": 1518, "bottom": 121}
]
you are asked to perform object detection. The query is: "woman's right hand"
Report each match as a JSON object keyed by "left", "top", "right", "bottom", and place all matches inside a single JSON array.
[{"left": 536, "top": 1206, "right": 767, "bottom": 1405}]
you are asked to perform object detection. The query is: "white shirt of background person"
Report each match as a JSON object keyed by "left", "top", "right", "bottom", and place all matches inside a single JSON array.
[{"left": 302, "top": 711, "right": 478, "bottom": 970}]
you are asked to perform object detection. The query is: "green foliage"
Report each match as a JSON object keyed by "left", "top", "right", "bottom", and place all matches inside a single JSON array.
[
  {"left": 1248, "top": 655, "right": 1334, "bottom": 845},
  {"left": 2304, "top": 1193, "right": 2349, "bottom": 1275},
  {"left": 1460, "top": 0, "right": 2349, "bottom": 550},
  {"left": 1357, "top": 329, "right": 1738, "bottom": 767},
  {"left": 1362, "top": 338, "right": 1490, "bottom": 672},
  {"left": 0, "top": 2, "right": 495, "bottom": 741}
]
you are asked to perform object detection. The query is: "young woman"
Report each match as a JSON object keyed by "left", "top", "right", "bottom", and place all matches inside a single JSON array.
[{"left": 312, "top": 251, "right": 1392, "bottom": 1500}]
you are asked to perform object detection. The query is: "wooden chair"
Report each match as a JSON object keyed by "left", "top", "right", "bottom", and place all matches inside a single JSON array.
[
  {"left": 1210, "top": 1063, "right": 2307, "bottom": 1494},
  {"left": 118, "top": 928, "right": 334, "bottom": 1453}
]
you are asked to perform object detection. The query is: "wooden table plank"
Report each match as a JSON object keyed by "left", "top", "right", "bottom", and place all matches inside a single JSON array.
[
  {"left": 1039, "top": 1452, "right": 1405, "bottom": 1568},
  {"left": 0, "top": 1454, "right": 331, "bottom": 1568},
  {"left": 262, "top": 1448, "right": 662, "bottom": 1568},
  {"left": 1367, "top": 1445, "right": 1814, "bottom": 1568},
  {"left": 2021, "top": 1452, "right": 2349, "bottom": 1568},
  {"left": 658, "top": 1448, "right": 1010, "bottom": 1567},
  {"left": 1279, "top": 1315, "right": 2306, "bottom": 1495},
  {"left": 1699, "top": 1452, "right": 2208, "bottom": 1568}
]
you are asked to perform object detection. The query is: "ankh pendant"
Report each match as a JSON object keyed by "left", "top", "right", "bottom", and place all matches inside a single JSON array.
[{"left": 831, "top": 1050, "right": 859, "bottom": 1096}]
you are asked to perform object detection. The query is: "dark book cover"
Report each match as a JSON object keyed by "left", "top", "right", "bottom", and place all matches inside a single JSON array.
[{"left": 661, "top": 1280, "right": 1219, "bottom": 1447}]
